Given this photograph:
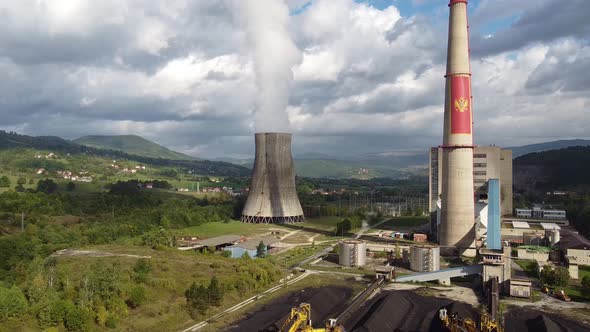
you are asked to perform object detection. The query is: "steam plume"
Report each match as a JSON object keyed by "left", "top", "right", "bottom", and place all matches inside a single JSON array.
[{"left": 233, "top": 0, "right": 301, "bottom": 132}]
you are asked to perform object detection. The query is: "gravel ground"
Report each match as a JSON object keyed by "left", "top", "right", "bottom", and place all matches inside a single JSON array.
[
  {"left": 344, "top": 290, "right": 478, "bottom": 332},
  {"left": 224, "top": 286, "right": 353, "bottom": 332},
  {"left": 504, "top": 308, "right": 590, "bottom": 332}
]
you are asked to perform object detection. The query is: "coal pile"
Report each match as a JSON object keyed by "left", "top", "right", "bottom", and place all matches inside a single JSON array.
[
  {"left": 344, "top": 290, "right": 478, "bottom": 332},
  {"left": 504, "top": 308, "right": 589, "bottom": 332},
  {"left": 225, "top": 286, "right": 353, "bottom": 332}
]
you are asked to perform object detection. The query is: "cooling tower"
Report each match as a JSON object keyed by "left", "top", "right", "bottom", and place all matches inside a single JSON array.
[
  {"left": 241, "top": 133, "right": 304, "bottom": 223},
  {"left": 439, "top": 0, "right": 476, "bottom": 256}
]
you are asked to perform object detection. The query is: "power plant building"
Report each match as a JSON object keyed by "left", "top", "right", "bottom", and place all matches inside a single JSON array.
[
  {"left": 339, "top": 240, "right": 366, "bottom": 267},
  {"left": 241, "top": 133, "right": 304, "bottom": 223},
  {"left": 429, "top": 146, "right": 513, "bottom": 217}
]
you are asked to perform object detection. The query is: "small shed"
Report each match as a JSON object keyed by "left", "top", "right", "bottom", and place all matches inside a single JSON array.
[
  {"left": 224, "top": 236, "right": 281, "bottom": 258},
  {"left": 413, "top": 233, "right": 427, "bottom": 242},
  {"left": 510, "top": 278, "right": 532, "bottom": 298},
  {"left": 195, "top": 235, "right": 241, "bottom": 251}
]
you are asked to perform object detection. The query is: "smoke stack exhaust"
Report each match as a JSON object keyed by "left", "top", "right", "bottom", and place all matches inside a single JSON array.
[
  {"left": 439, "top": 0, "right": 476, "bottom": 256},
  {"left": 241, "top": 133, "right": 304, "bottom": 223}
]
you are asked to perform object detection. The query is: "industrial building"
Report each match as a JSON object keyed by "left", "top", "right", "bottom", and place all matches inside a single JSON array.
[
  {"left": 241, "top": 133, "right": 304, "bottom": 223},
  {"left": 224, "top": 236, "right": 281, "bottom": 258},
  {"left": 429, "top": 146, "right": 513, "bottom": 217},
  {"left": 177, "top": 234, "right": 241, "bottom": 251},
  {"left": 559, "top": 228, "right": 590, "bottom": 279},
  {"left": 480, "top": 247, "right": 511, "bottom": 294},
  {"left": 515, "top": 207, "right": 566, "bottom": 220},
  {"left": 409, "top": 245, "right": 440, "bottom": 272},
  {"left": 339, "top": 240, "right": 366, "bottom": 267}
]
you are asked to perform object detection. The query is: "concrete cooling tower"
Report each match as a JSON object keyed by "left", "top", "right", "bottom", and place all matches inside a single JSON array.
[{"left": 241, "top": 133, "right": 304, "bottom": 223}]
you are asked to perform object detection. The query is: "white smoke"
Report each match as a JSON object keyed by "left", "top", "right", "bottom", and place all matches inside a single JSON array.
[{"left": 232, "top": 0, "right": 302, "bottom": 133}]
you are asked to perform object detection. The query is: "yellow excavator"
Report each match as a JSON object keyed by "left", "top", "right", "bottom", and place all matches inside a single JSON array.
[
  {"left": 279, "top": 303, "right": 345, "bottom": 332},
  {"left": 438, "top": 308, "right": 502, "bottom": 332}
]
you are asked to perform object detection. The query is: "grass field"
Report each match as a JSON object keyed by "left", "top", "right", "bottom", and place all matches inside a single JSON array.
[
  {"left": 180, "top": 220, "right": 284, "bottom": 238},
  {"left": 300, "top": 216, "right": 343, "bottom": 232},
  {"left": 274, "top": 243, "right": 333, "bottom": 268},
  {"left": 579, "top": 265, "right": 590, "bottom": 281},
  {"left": 513, "top": 259, "right": 540, "bottom": 278},
  {"left": 370, "top": 216, "right": 429, "bottom": 231}
]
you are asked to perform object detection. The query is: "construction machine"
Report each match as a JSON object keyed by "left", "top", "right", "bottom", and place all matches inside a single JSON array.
[
  {"left": 438, "top": 308, "right": 502, "bottom": 332},
  {"left": 279, "top": 303, "right": 345, "bottom": 332},
  {"left": 554, "top": 290, "right": 571, "bottom": 302}
]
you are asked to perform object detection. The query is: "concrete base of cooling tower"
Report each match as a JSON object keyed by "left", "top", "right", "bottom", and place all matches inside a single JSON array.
[{"left": 240, "top": 215, "right": 305, "bottom": 224}]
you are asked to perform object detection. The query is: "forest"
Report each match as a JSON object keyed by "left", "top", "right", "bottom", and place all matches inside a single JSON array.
[{"left": 0, "top": 181, "right": 283, "bottom": 331}]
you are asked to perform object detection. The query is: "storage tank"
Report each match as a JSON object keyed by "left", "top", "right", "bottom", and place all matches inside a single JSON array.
[
  {"left": 410, "top": 245, "right": 440, "bottom": 272},
  {"left": 339, "top": 240, "right": 366, "bottom": 267},
  {"left": 545, "top": 229, "right": 560, "bottom": 245}
]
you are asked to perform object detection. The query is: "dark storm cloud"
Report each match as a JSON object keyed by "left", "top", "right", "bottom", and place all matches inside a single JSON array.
[
  {"left": 471, "top": 0, "right": 590, "bottom": 57},
  {"left": 526, "top": 53, "right": 590, "bottom": 94}
]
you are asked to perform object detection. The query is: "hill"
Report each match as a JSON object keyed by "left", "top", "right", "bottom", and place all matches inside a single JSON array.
[
  {"left": 73, "top": 135, "right": 196, "bottom": 160},
  {"left": 218, "top": 150, "right": 428, "bottom": 179},
  {"left": 513, "top": 146, "right": 590, "bottom": 193},
  {"left": 509, "top": 139, "right": 590, "bottom": 158},
  {"left": 0, "top": 131, "right": 248, "bottom": 177}
]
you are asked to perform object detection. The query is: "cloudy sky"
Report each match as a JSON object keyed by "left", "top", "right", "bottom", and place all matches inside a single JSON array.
[{"left": 1, "top": 0, "right": 589, "bottom": 159}]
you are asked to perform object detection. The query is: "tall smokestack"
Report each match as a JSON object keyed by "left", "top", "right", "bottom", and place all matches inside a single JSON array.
[
  {"left": 439, "top": 0, "right": 476, "bottom": 256},
  {"left": 241, "top": 133, "right": 304, "bottom": 223}
]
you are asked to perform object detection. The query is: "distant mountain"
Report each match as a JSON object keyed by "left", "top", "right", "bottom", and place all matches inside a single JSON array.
[
  {"left": 293, "top": 159, "right": 409, "bottom": 179},
  {"left": 0, "top": 131, "right": 248, "bottom": 177},
  {"left": 513, "top": 146, "right": 590, "bottom": 193},
  {"left": 508, "top": 139, "right": 590, "bottom": 158},
  {"left": 73, "top": 135, "right": 196, "bottom": 160},
  {"left": 217, "top": 149, "right": 429, "bottom": 179}
]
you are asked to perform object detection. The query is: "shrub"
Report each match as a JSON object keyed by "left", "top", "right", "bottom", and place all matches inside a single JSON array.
[
  {"left": 133, "top": 259, "right": 152, "bottom": 283},
  {"left": 48, "top": 300, "right": 74, "bottom": 325},
  {"left": 127, "top": 286, "right": 147, "bottom": 308},
  {"left": 105, "top": 315, "right": 117, "bottom": 329},
  {"left": 142, "top": 229, "right": 177, "bottom": 250},
  {"left": 540, "top": 265, "right": 570, "bottom": 287},
  {"left": 0, "top": 286, "right": 28, "bottom": 320},
  {"left": 0, "top": 176, "right": 10, "bottom": 187},
  {"left": 64, "top": 307, "right": 91, "bottom": 332}
]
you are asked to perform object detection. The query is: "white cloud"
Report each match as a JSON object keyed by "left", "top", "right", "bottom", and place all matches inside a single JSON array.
[{"left": 0, "top": 0, "right": 588, "bottom": 158}]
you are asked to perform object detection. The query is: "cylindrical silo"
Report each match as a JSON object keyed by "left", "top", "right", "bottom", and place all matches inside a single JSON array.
[
  {"left": 339, "top": 240, "right": 366, "bottom": 267},
  {"left": 241, "top": 133, "right": 304, "bottom": 223},
  {"left": 545, "top": 229, "right": 560, "bottom": 245},
  {"left": 410, "top": 245, "right": 440, "bottom": 272}
]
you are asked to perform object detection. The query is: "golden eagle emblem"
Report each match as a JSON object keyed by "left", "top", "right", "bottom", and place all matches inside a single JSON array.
[{"left": 454, "top": 97, "right": 469, "bottom": 113}]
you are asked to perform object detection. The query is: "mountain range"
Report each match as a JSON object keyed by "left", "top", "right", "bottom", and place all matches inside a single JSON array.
[
  {"left": 73, "top": 135, "right": 196, "bottom": 160},
  {"left": 3, "top": 131, "right": 590, "bottom": 179},
  {"left": 0, "top": 131, "right": 248, "bottom": 177}
]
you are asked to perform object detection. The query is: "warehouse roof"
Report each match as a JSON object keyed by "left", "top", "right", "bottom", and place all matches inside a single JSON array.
[
  {"left": 196, "top": 235, "right": 241, "bottom": 247},
  {"left": 541, "top": 223, "right": 561, "bottom": 230},
  {"left": 233, "top": 236, "right": 280, "bottom": 251},
  {"left": 512, "top": 221, "right": 530, "bottom": 229}
]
